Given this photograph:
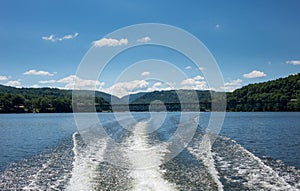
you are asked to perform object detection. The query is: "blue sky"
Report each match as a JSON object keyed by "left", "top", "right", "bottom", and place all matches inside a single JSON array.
[{"left": 0, "top": 0, "right": 299, "bottom": 97}]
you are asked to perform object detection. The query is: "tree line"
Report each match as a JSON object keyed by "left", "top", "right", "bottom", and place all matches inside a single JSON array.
[
  {"left": 0, "top": 73, "right": 299, "bottom": 113},
  {"left": 226, "top": 73, "right": 300, "bottom": 111},
  {"left": 0, "top": 86, "right": 111, "bottom": 113}
]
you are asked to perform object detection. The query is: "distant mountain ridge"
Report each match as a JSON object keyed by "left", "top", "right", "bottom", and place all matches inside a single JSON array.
[{"left": 120, "top": 92, "right": 148, "bottom": 103}]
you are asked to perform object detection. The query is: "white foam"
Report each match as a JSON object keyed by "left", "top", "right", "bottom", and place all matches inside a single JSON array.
[
  {"left": 188, "top": 134, "right": 224, "bottom": 191},
  {"left": 215, "top": 137, "right": 297, "bottom": 191},
  {"left": 237, "top": 143, "right": 295, "bottom": 190},
  {"left": 22, "top": 159, "right": 52, "bottom": 190},
  {"left": 66, "top": 132, "right": 107, "bottom": 191},
  {"left": 126, "top": 121, "right": 176, "bottom": 191},
  {"left": 23, "top": 149, "right": 71, "bottom": 190}
]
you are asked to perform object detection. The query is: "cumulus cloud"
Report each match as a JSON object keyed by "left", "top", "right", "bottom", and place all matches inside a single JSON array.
[
  {"left": 145, "top": 82, "right": 174, "bottom": 93},
  {"left": 93, "top": 38, "right": 128, "bottom": 47},
  {"left": 223, "top": 79, "right": 242, "bottom": 92},
  {"left": 286, "top": 60, "right": 300, "bottom": 65},
  {"left": 39, "top": 80, "right": 56, "bottom": 84},
  {"left": 57, "top": 75, "right": 105, "bottom": 90},
  {"left": 141, "top": 71, "right": 150, "bottom": 76},
  {"left": 181, "top": 75, "right": 208, "bottom": 90},
  {"left": 243, "top": 70, "right": 266, "bottom": 78},
  {"left": 137, "top": 36, "right": 151, "bottom": 43},
  {"left": 105, "top": 80, "right": 149, "bottom": 98},
  {"left": 56, "top": 75, "right": 173, "bottom": 97},
  {"left": 153, "top": 82, "right": 162, "bottom": 87},
  {"left": 24, "top": 69, "right": 55, "bottom": 76},
  {"left": 185, "top": 66, "right": 191, "bottom": 70},
  {"left": 5, "top": 80, "right": 21, "bottom": 88},
  {"left": 31, "top": 84, "right": 40, "bottom": 88},
  {"left": 198, "top": 67, "right": 205, "bottom": 71},
  {"left": 42, "top": 33, "right": 79, "bottom": 42},
  {"left": 0, "top": 75, "right": 9, "bottom": 81},
  {"left": 194, "top": 75, "right": 205, "bottom": 80},
  {"left": 57, "top": 75, "right": 77, "bottom": 84}
]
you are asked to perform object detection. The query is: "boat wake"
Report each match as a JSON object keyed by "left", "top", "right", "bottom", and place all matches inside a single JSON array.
[
  {"left": 0, "top": 114, "right": 299, "bottom": 191},
  {"left": 126, "top": 121, "right": 175, "bottom": 191},
  {"left": 66, "top": 132, "right": 108, "bottom": 191}
]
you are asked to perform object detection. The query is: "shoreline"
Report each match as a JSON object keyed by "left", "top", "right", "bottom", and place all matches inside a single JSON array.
[{"left": 0, "top": 110, "right": 300, "bottom": 114}]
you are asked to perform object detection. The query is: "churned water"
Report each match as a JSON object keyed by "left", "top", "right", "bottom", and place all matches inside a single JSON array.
[{"left": 0, "top": 112, "right": 299, "bottom": 190}]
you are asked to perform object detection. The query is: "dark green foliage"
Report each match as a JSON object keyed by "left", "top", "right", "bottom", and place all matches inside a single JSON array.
[
  {"left": 129, "top": 90, "right": 213, "bottom": 111},
  {"left": 0, "top": 85, "right": 111, "bottom": 113},
  {"left": 129, "top": 74, "right": 300, "bottom": 112},
  {"left": 0, "top": 73, "right": 298, "bottom": 113},
  {"left": 227, "top": 73, "right": 300, "bottom": 111}
]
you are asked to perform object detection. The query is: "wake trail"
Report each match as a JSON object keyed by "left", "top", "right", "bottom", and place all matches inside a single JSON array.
[
  {"left": 213, "top": 136, "right": 298, "bottom": 191},
  {"left": 126, "top": 121, "right": 176, "bottom": 191},
  {"left": 188, "top": 133, "right": 224, "bottom": 191},
  {"left": 66, "top": 132, "right": 108, "bottom": 191}
]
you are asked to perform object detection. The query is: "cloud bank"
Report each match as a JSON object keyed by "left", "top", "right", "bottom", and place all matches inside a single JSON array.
[
  {"left": 93, "top": 38, "right": 128, "bottom": 47},
  {"left": 24, "top": 70, "right": 55, "bottom": 76},
  {"left": 5, "top": 80, "right": 21, "bottom": 88},
  {"left": 0, "top": 75, "right": 9, "bottom": 81},
  {"left": 286, "top": 60, "right": 300, "bottom": 65},
  {"left": 243, "top": 70, "right": 266, "bottom": 78}
]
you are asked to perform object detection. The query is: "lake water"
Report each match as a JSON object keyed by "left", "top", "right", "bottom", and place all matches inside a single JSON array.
[{"left": 0, "top": 112, "right": 299, "bottom": 190}]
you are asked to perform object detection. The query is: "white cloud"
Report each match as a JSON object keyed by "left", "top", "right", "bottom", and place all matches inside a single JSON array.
[
  {"left": 141, "top": 71, "right": 150, "bottom": 76},
  {"left": 0, "top": 75, "right": 9, "bottom": 81},
  {"left": 104, "top": 80, "right": 149, "bottom": 98},
  {"left": 56, "top": 75, "right": 172, "bottom": 97},
  {"left": 153, "top": 82, "right": 162, "bottom": 87},
  {"left": 286, "top": 60, "right": 300, "bottom": 65},
  {"left": 185, "top": 66, "right": 191, "bottom": 70},
  {"left": 31, "top": 84, "right": 40, "bottom": 88},
  {"left": 215, "top": 24, "right": 220, "bottom": 29},
  {"left": 181, "top": 75, "right": 208, "bottom": 90},
  {"left": 194, "top": 75, "right": 205, "bottom": 80},
  {"left": 42, "top": 34, "right": 56, "bottom": 42},
  {"left": 57, "top": 75, "right": 105, "bottom": 90},
  {"left": 137, "top": 36, "right": 151, "bottom": 43},
  {"left": 5, "top": 80, "right": 21, "bottom": 88},
  {"left": 145, "top": 82, "right": 174, "bottom": 93},
  {"left": 42, "top": 33, "right": 79, "bottom": 42},
  {"left": 198, "top": 67, "right": 205, "bottom": 71},
  {"left": 57, "top": 75, "right": 77, "bottom": 84},
  {"left": 24, "top": 69, "right": 55, "bottom": 76},
  {"left": 243, "top": 70, "right": 266, "bottom": 78},
  {"left": 93, "top": 38, "right": 128, "bottom": 47},
  {"left": 223, "top": 79, "right": 242, "bottom": 92},
  {"left": 181, "top": 79, "right": 195, "bottom": 86},
  {"left": 39, "top": 80, "right": 56, "bottom": 84},
  {"left": 58, "top": 33, "right": 79, "bottom": 41}
]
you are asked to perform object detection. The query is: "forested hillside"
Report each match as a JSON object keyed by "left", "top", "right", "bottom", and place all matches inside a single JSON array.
[
  {"left": 129, "top": 73, "right": 300, "bottom": 111},
  {"left": 0, "top": 85, "right": 111, "bottom": 113},
  {"left": 0, "top": 73, "right": 299, "bottom": 113},
  {"left": 227, "top": 73, "right": 300, "bottom": 111},
  {"left": 129, "top": 90, "right": 214, "bottom": 111}
]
